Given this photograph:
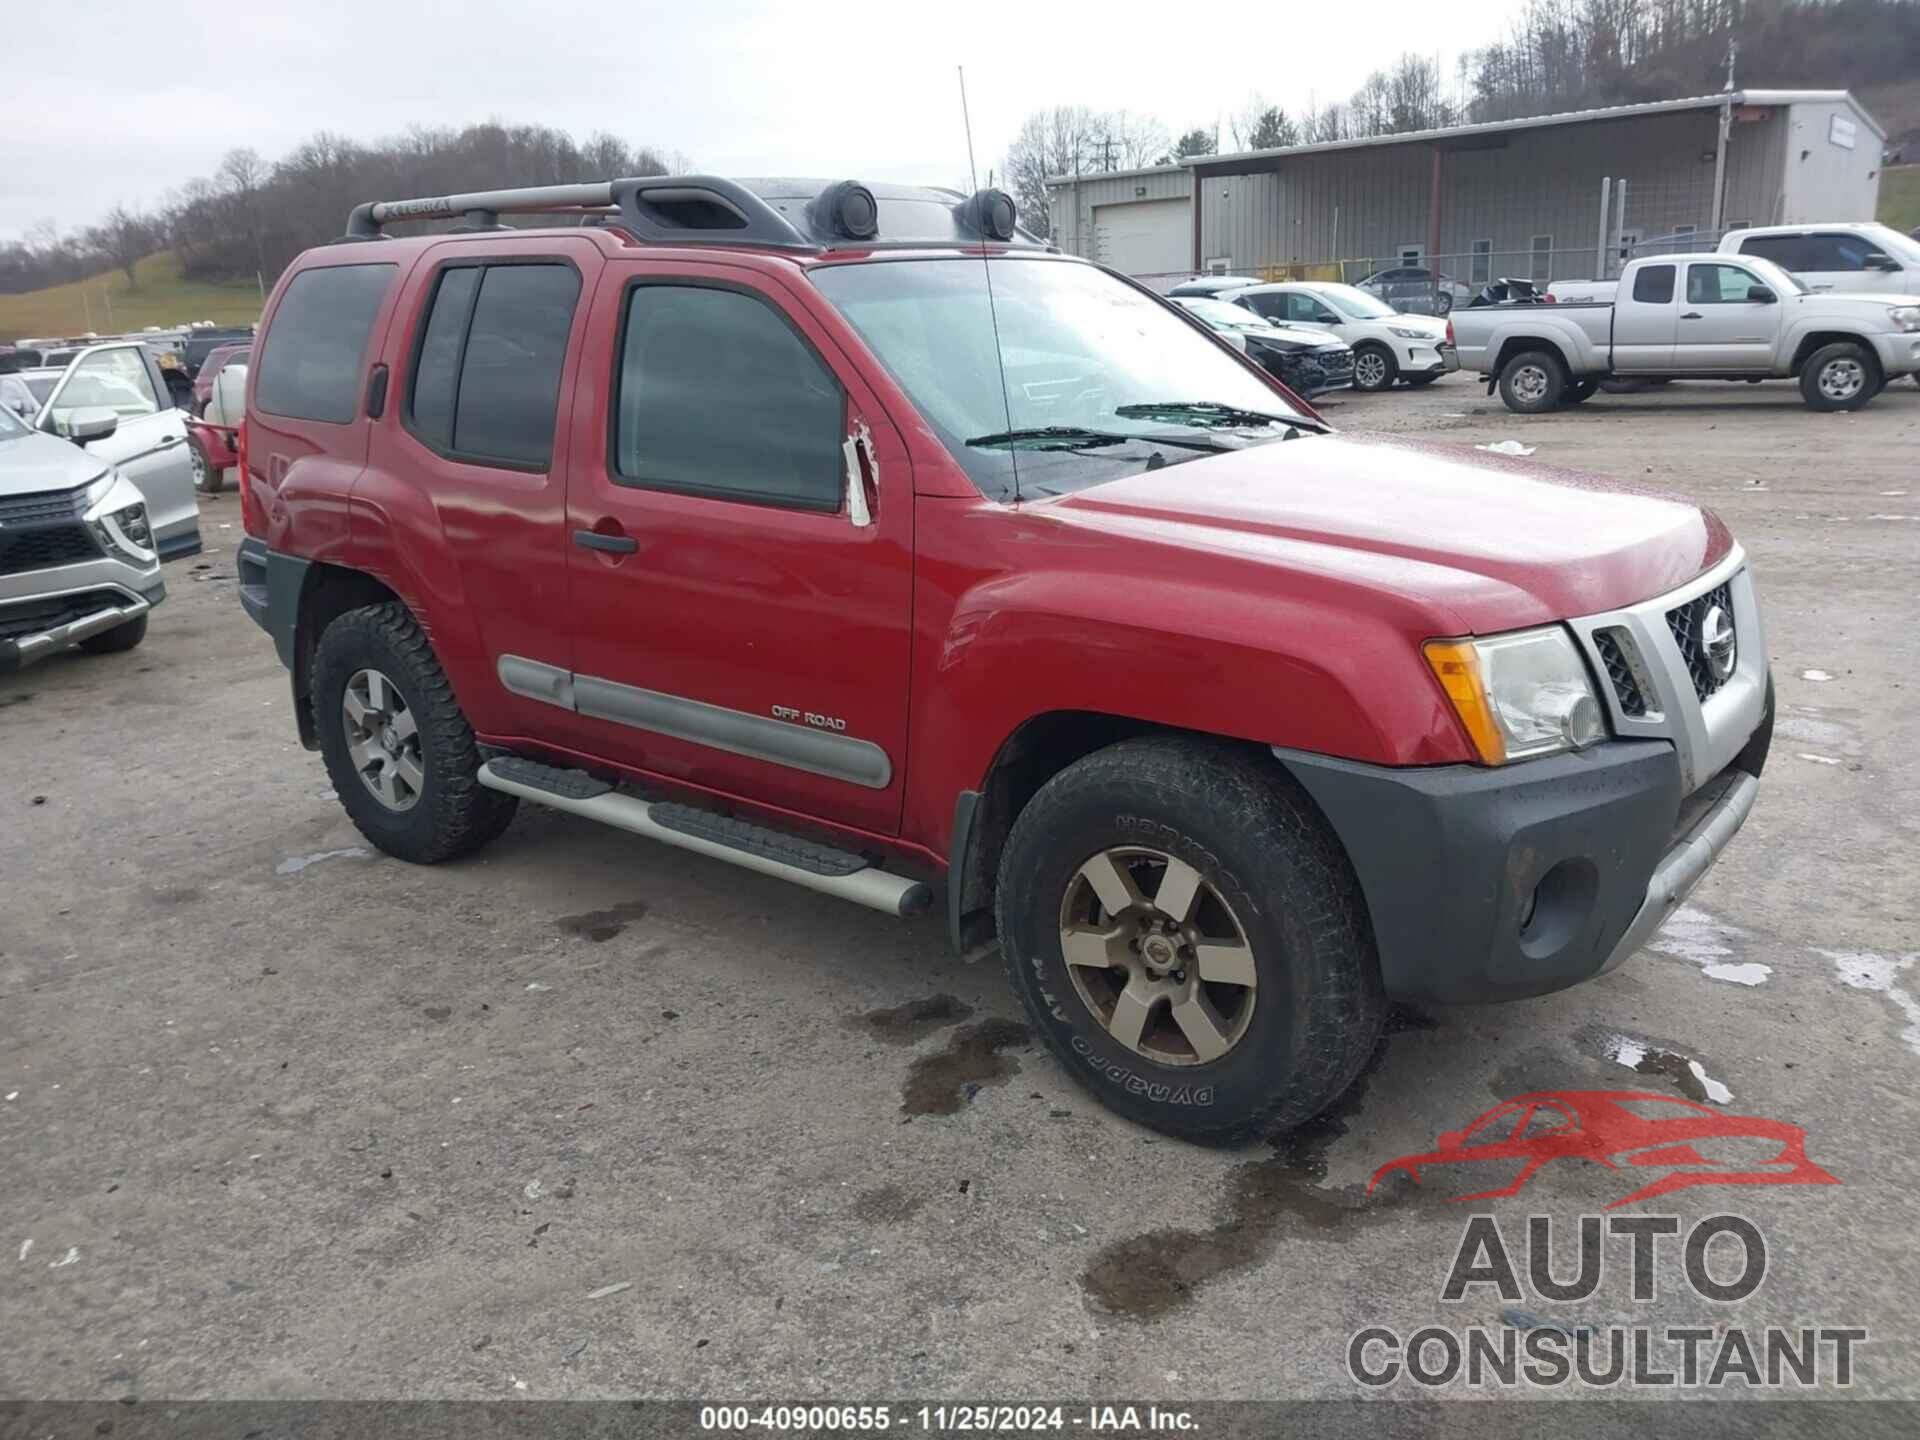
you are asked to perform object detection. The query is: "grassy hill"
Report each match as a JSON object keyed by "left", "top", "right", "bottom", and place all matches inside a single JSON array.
[
  {"left": 1, "top": 252, "right": 262, "bottom": 342},
  {"left": 1880, "top": 164, "right": 1920, "bottom": 234}
]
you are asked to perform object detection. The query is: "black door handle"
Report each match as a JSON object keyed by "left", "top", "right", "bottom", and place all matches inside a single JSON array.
[
  {"left": 573, "top": 528, "right": 637, "bottom": 554},
  {"left": 1681, "top": 311, "right": 1704, "bottom": 320}
]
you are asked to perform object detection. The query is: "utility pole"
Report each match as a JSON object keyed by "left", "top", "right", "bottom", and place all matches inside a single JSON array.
[
  {"left": 1098, "top": 135, "right": 1116, "bottom": 171},
  {"left": 1711, "top": 37, "right": 1737, "bottom": 231}
]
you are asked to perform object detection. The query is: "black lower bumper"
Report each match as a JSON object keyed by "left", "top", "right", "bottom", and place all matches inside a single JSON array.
[{"left": 1277, "top": 724, "right": 1768, "bottom": 1004}]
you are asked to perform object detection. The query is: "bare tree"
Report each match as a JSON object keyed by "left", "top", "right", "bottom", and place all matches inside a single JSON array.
[{"left": 95, "top": 205, "right": 153, "bottom": 285}]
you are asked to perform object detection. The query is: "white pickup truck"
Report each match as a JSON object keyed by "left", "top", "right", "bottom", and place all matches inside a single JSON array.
[{"left": 1452, "top": 252, "right": 1920, "bottom": 414}]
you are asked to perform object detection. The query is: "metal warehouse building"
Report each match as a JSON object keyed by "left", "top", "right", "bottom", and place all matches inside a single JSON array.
[{"left": 1046, "top": 90, "right": 1885, "bottom": 292}]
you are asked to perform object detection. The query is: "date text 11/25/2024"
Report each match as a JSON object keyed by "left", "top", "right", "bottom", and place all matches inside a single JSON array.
[{"left": 699, "top": 1404, "right": 1197, "bottom": 1433}]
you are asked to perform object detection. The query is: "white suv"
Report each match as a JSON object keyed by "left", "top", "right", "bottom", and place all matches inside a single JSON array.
[
  {"left": 1719, "top": 222, "right": 1920, "bottom": 296},
  {"left": 1221, "top": 281, "right": 1458, "bottom": 392}
]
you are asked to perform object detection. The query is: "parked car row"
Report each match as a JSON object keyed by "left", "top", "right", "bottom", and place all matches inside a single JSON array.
[{"left": 1167, "top": 277, "right": 1458, "bottom": 394}]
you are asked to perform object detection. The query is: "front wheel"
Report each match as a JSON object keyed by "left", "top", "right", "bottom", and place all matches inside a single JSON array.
[
  {"left": 311, "top": 601, "right": 517, "bottom": 864},
  {"left": 995, "top": 738, "right": 1385, "bottom": 1142},
  {"left": 1800, "top": 342, "right": 1881, "bottom": 412},
  {"left": 1352, "top": 344, "right": 1398, "bottom": 393},
  {"left": 1498, "top": 349, "right": 1567, "bottom": 413}
]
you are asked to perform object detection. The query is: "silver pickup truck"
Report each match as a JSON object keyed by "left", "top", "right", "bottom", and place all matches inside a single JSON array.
[{"left": 1453, "top": 252, "right": 1920, "bottom": 414}]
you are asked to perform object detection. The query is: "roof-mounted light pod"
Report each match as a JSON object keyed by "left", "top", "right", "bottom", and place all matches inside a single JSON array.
[
  {"left": 961, "top": 189, "right": 1018, "bottom": 241},
  {"left": 816, "top": 181, "right": 880, "bottom": 241}
]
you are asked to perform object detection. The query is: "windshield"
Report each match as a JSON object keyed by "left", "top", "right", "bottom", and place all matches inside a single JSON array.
[
  {"left": 1862, "top": 223, "right": 1920, "bottom": 266},
  {"left": 1176, "top": 297, "right": 1268, "bottom": 331},
  {"left": 1315, "top": 284, "right": 1398, "bottom": 319},
  {"left": 812, "top": 258, "right": 1304, "bottom": 499}
]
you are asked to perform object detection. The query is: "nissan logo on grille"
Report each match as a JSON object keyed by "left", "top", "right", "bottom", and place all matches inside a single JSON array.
[{"left": 1700, "top": 604, "right": 1737, "bottom": 683}]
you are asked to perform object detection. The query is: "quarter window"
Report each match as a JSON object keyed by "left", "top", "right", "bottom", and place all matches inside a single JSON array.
[
  {"left": 1738, "top": 235, "right": 1804, "bottom": 269},
  {"left": 1632, "top": 264, "right": 1676, "bottom": 304},
  {"left": 254, "top": 263, "right": 396, "bottom": 423},
  {"left": 405, "top": 262, "right": 580, "bottom": 468},
  {"left": 612, "top": 284, "right": 844, "bottom": 510}
]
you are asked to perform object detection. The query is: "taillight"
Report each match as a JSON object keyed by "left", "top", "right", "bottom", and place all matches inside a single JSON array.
[
  {"left": 1445, "top": 318, "right": 1455, "bottom": 347},
  {"left": 236, "top": 421, "right": 263, "bottom": 538}
]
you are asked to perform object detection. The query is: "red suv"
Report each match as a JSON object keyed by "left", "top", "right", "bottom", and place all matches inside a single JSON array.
[{"left": 234, "top": 176, "right": 1772, "bottom": 1139}]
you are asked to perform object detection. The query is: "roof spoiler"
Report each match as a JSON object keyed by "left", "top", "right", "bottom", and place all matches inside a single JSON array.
[{"left": 342, "top": 176, "right": 815, "bottom": 249}]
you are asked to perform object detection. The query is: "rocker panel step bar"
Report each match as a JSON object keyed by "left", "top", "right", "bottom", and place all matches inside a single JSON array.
[{"left": 476, "top": 759, "right": 930, "bottom": 918}]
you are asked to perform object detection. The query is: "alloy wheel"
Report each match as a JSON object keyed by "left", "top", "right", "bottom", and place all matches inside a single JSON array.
[
  {"left": 341, "top": 668, "right": 424, "bottom": 812},
  {"left": 1057, "top": 847, "right": 1258, "bottom": 1066},
  {"left": 1355, "top": 352, "right": 1388, "bottom": 389},
  {"left": 1819, "top": 359, "right": 1865, "bottom": 402},
  {"left": 1512, "top": 364, "right": 1550, "bottom": 404}
]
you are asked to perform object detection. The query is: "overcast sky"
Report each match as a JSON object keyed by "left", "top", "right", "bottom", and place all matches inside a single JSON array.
[{"left": 5, "top": 0, "right": 1522, "bottom": 242}]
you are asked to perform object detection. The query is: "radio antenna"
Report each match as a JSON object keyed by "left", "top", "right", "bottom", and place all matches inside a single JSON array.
[{"left": 958, "top": 65, "right": 1021, "bottom": 504}]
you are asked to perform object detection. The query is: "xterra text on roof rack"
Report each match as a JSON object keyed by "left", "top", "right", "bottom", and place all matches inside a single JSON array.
[{"left": 235, "top": 175, "right": 1772, "bottom": 1138}]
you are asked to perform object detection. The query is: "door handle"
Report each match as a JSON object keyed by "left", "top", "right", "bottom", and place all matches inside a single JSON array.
[
  {"left": 1681, "top": 311, "right": 1704, "bottom": 320},
  {"left": 573, "top": 528, "right": 637, "bottom": 554}
]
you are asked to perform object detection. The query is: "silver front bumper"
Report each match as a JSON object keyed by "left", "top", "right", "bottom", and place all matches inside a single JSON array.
[
  {"left": 1, "top": 592, "right": 152, "bottom": 667},
  {"left": 1598, "top": 769, "right": 1758, "bottom": 974}
]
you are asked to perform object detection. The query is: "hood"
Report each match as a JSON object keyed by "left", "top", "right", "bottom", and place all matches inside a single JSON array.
[
  {"left": 1253, "top": 324, "right": 1350, "bottom": 349},
  {"left": 1807, "top": 288, "right": 1920, "bottom": 309},
  {"left": 1045, "top": 432, "right": 1730, "bottom": 633},
  {"left": 0, "top": 429, "right": 107, "bottom": 499},
  {"left": 1382, "top": 312, "right": 1449, "bottom": 336}
]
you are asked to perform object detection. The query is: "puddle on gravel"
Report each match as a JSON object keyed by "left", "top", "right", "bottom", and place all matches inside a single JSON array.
[
  {"left": 1575, "top": 1024, "right": 1732, "bottom": 1104},
  {"left": 852, "top": 994, "right": 975, "bottom": 1046},
  {"left": 850, "top": 1182, "right": 925, "bottom": 1224},
  {"left": 1649, "top": 905, "right": 1771, "bottom": 986},
  {"left": 1080, "top": 1040, "right": 1421, "bottom": 1321},
  {"left": 1816, "top": 948, "right": 1920, "bottom": 1058},
  {"left": 555, "top": 900, "right": 650, "bottom": 942},
  {"left": 899, "top": 1018, "right": 1031, "bottom": 1116}
]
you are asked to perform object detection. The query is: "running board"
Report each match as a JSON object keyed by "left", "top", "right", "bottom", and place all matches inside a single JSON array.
[{"left": 477, "top": 758, "right": 931, "bottom": 918}]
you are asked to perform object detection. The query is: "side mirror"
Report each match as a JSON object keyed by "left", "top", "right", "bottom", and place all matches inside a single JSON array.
[
  {"left": 54, "top": 406, "right": 119, "bottom": 443},
  {"left": 1865, "top": 254, "right": 1900, "bottom": 271},
  {"left": 1746, "top": 285, "right": 1777, "bottom": 304}
]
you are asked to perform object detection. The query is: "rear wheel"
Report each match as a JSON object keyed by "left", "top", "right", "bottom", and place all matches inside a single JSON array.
[
  {"left": 78, "top": 614, "right": 147, "bottom": 655},
  {"left": 1498, "top": 349, "right": 1567, "bottom": 413},
  {"left": 311, "top": 601, "right": 517, "bottom": 863},
  {"left": 1800, "top": 342, "right": 1880, "bottom": 412},
  {"left": 187, "top": 432, "right": 223, "bottom": 494},
  {"left": 996, "top": 738, "right": 1385, "bottom": 1141},
  {"left": 1352, "top": 343, "right": 1398, "bottom": 393}
]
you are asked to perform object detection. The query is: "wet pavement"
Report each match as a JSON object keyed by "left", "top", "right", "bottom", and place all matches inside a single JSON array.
[{"left": 2, "top": 375, "right": 1916, "bottom": 1402}]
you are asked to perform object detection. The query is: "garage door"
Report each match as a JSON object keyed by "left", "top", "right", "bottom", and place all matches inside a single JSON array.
[{"left": 1092, "top": 199, "right": 1189, "bottom": 277}]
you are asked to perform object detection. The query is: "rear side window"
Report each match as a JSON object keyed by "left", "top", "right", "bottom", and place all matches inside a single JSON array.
[
  {"left": 406, "top": 262, "right": 579, "bottom": 468},
  {"left": 1738, "top": 235, "right": 1805, "bottom": 269},
  {"left": 1631, "top": 264, "right": 1675, "bottom": 304},
  {"left": 254, "top": 264, "right": 395, "bottom": 423},
  {"left": 612, "top": 284, "right": 843, "bottom": 509}
]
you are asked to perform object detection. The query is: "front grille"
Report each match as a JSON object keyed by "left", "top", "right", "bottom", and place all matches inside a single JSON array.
[
  {"left": 1592, "top": 628, "right": 1648, "bottom": 717},
  {"left": 1667, "top": 582, "right": 1735, "bottom": 701},
  {"left": 0, "top": 523, "right": 99, "bottom": 577},
  {"left": 0, "top": 588, "right": 125, "bottom": 642},
  {"left": 0, "top": 482, "right": 89, "bottom": 526}
]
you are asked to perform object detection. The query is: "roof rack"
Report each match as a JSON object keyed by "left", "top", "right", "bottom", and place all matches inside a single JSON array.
[{"left": 341, "top": 175, "right": 1046, "bottom": 253}]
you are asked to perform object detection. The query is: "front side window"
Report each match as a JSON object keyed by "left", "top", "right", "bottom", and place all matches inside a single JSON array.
[
  {"left": 1806, "top": 232, "right": 1890, "bottom": 271},
  {"left": 1688, "top": 263, "right": 1762, "bottom": 304},
  {"left": 254, "top": 263, "right": 396, "bottom": 423},
  {"left": 48, "top": 349, "right": 159, "bottom": 427},
  {"left": 405, "top": 262, "right": 579, "bottom": 468},
  {"left": 813, "top": 257, "right": 1306, "bottom": 500},
  {"left": 613, "top": 284, "right": 844, "bottom": 509}
]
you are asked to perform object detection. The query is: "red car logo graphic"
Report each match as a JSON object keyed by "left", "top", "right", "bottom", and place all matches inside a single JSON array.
[{"left": 1368, "top": 1090, "right": 1839, "bottom": 1209}]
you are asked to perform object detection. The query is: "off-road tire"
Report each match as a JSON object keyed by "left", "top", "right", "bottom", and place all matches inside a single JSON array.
[
  {"left": 311, "top": 601, "right": 516, "bottom": 864},
  {"left": 1563, "top": 378, "right": 1601, "bottom": 405},
  {"left": 1498, "top": 348, "right": 1567, "bottom": 413},
  {"left": 1800, "top": 341, "right": 1881, "bottom": 412},
  {"left": 78, "top": 614, "right": 147, "bottom": 655},
  {"left": 995, "top": 737, "right": 1385, "bottom": 1142},
  {"left": 1351, "top": 343, "right": 1399, "bottom": 393}
]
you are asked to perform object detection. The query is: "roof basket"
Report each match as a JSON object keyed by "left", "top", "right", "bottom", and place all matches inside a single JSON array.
[{"left": 343, "top": 176, "right": 815, "bottom": 249}]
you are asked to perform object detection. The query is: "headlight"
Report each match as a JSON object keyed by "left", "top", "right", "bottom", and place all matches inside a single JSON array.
[
  {"left": 1388, "top": 325, "right": 1431, "bottom": 340},
  {"left": 1889, "top": 305, "right": 1920, "bottom": 332},
  {"left": 1424, "top": 626, "right": 1606, "bottom": 765},
  {"left": 81, "top": 471, "right": 155, "bottom": 562}
]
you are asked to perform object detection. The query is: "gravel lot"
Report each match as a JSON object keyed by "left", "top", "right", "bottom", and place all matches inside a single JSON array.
[{"left": 3, "top": 373, "right": 1917, "bottom": 1404}]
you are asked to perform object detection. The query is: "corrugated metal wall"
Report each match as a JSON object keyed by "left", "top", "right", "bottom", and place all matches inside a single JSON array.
[
  {"left": 1777, "top": 98, "right": 1884, "bottom": 223},
  {"left": 1046, "top": 168, "right": 1190, "bottom": 261}
]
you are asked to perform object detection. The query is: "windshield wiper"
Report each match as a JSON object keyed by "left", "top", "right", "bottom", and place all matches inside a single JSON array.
[
  {"left": 1114, "top": 401, "right": 1330, "bottom": 433},
  {"left": 964, "top": 425, "right": 1230, "bottom": 453}
]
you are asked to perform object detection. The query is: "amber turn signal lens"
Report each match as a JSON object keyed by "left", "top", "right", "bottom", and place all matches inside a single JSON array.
[{"left": 1423, "top": 639, "right": 1506, "bottom": 765}]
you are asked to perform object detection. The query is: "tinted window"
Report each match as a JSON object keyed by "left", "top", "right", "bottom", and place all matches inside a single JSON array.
[
  {"left": 1688, "top": 263, "right": 1761, "bottom": 304},
  {"left": 407, "top": 266, "right": 482, "bottom": 451},
  {"left": 615, "top": 285, "right": 843, "bottom": 508},
  {"left": 1738, "top": 235, "right": 1803, "bottom": 269},
  {"left": 255, "top": 264, "right": 394, "bottom": 423},
  {"left": 1805, "top": 232, "right": 1889, "bottom": 271},
  {"left": 1241, "top": 293, "right": 1288, "bottom": 323},
  {"left": 451, "top": 265, "right": 579, "bottom": 466},
  {"left": 1631, "top": 264, "right": 1676, "bottom": 304}
]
